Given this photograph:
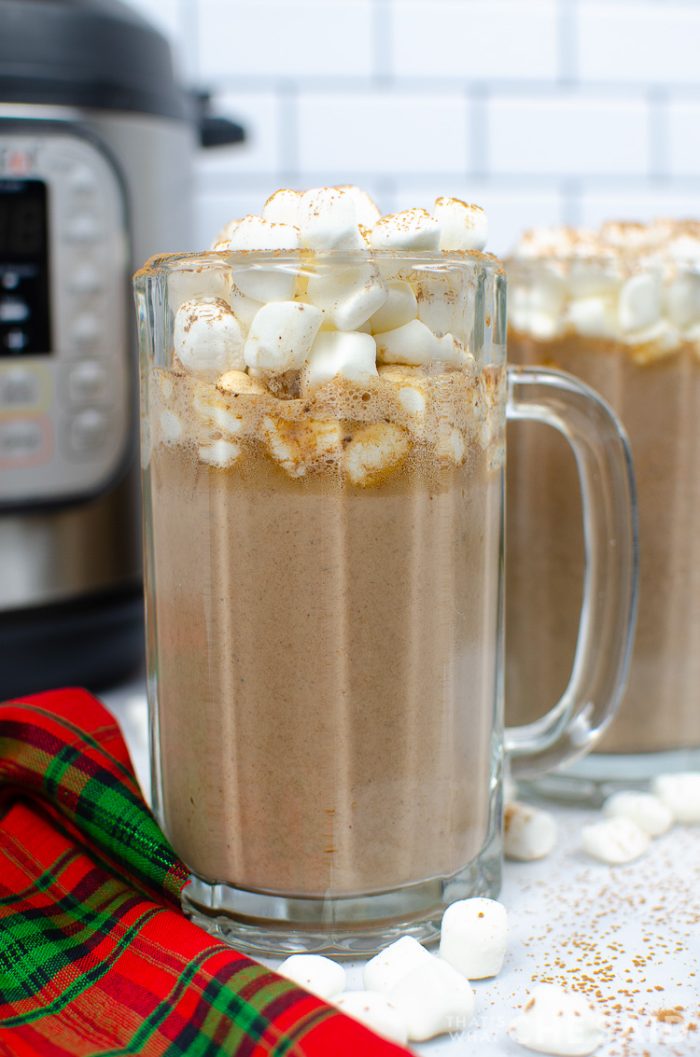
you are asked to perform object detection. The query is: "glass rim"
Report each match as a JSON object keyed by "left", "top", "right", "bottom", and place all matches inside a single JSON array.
[
  {"left": 133, "top": 248, "right": 505, "bottom": 285},
  {"left": 506, "top": 253, "right": 700, "bottom": 274}
]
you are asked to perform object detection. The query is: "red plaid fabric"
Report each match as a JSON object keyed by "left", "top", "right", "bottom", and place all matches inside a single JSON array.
[{"left": 0, "top": 688, "right": 412, "bottom": 1056}]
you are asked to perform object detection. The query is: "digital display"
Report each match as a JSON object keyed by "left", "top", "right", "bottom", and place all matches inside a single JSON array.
[{"left": 0, "top": 180, "right": 51, "bottom": 356}]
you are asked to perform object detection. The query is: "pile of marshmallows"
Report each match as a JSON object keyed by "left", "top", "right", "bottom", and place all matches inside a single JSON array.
[
  {"left": 171, "top": 186, "right": 489, "bottom": 390},
  {"left": 277, "top": 899, "right": 604, "bottom": 1056},
  {"left": 509, "top": 220, "right": 700, "bottom": 350}
]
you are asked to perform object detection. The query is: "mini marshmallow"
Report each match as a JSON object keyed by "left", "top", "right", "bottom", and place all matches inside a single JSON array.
[
  {"left": 193, "top": 386, "right": 244, "bottom": 436},
  {"left": 652, "top": 772, "right": 700, "bottom": 824},
  {"left": 262, "top": 188, "right": 303, "bottom": 227},
  {"left": 504, "top": 802, "right": 558, "bottom": 862},
  {"left": 581, "top": 816, "right": 650, "bottom": 865},
  {"left": 434, "top": 197, "right": 488, "bottom": 251},
  {"left": 159, "top": 409, "right": 182, "bottom": 445},
  {"left": 334, "top": 185, "right": 381, "bottom": 228},
  {"left": 198, "top": 439, "right": 241, "bottom": 468},
  {"left": 414, "top": 275, "right": 464, "bottom": 337},
  {"left": 387, "top": 955, "right": 475, "bottom": 1042},
  {"left": 566, "top": 296, "right": 618, "bottom": 339},
  {"left": 439, "top": 897, "right": 508, "bottom": 980},
  {"left": 398, "top": 385, "right": 427, "bottom": 417},
  {"left": 278, "top": 954, "right": 345, "bottom": 1000},
  {"left": 509, "top": 984, "right": 604, "bottom": 1056},
  {"left": 262, "top": 416, "right": 342, "bottom": 478},
  {"left": 305, "top": 331, "right": 378, "bottom": 389},
  {"left": 343, "top": 422, "right": 410, "bottom": 487},
  {"left": 298, "top": 186, "right": 365, "bottom": 251},
  {"left": 244, "top": 301, "right": 322, "bottom": 372},
  {"left": 216, "top": 370, "right": 267, "bottom": 396},
  {"left": 363, "top": 936, "right": 434, "bottom": 994},
  {"left": 437, "top": 425, "right": 466, "bottom": 465},
  {"left": 210, "top": 218, "right": 241, "bottom": 247},
  {"left": 229, "top": 283, "right": 263, "bottom": 331},
  {"left": 618, "top": 273, "right": 662, "bottom": 334},
  {"left": 665, "top": 273, "right": 700, "bottom": 331},
  {"left": 369, "top": 281, "right": 418, "bottom": 333},
  {"left": 335, "top": 992, "right": 408, "bottom": 1045},
  {"left": 602, "top": 791, "right": 673, "bottom": 838},
  {"left": 307, "top": 264, "right": 387, "bottom": 331},
  {"left": 173, "top": 298, "right": 245, "bottom": 380},
  {"left": 168, "top": 265, "right": 231, "bottom": 312},
  {"left": 375, "top": 318, "right": 464, "bottom": 367},
  {"left": 227, "top": 216, "right": 300, "bottom": 301},
  {"left": 370, "top": 208, "right": 441, "bottom": 251}
]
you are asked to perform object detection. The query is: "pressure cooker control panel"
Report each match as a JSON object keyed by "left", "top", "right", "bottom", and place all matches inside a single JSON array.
[{"left": 0, "top": 132, "right": 130, "bottom": 506}]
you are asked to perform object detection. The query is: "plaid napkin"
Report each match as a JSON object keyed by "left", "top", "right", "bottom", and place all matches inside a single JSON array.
[{"left": 0, "top": 688, "right": 411, "bottom": 1056}]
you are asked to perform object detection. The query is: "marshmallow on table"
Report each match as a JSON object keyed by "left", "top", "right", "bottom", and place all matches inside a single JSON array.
[
  {"left": 581, "top": 817, "right": 650, "bottom": 864},
  {"left": 504, "top": 802, "right": 558, "bottom": 861},
  {"left": 173, "top": 298, "right": 245, "bottom": 380},
  {"left": 387, "top": 955, "right": 475, "bottom": 1042},
  {"left": 602, "top": 791, "right": 673, "bottom": 837},
  {"left": 343, "top": 422, "right": 410, "bottom": 487},
  {"left": 369, "top": 281, "right": 417, "bottom": 333},
  {"left": 305, "top": 331, "right": 378, "bottom": 389},
  {"left": 376, "top": 318, "right": 464, "bottom": 367},
  {"left": 335, "top": 992, "right": 408, "bottom": 1045},
  {"left": 244, "top": 301, "right": 322, "bottom": 372},
  {"left": 198, "top": 439, "right": 241, "bottom": 469},
  {"left": 439, "top": 897, "right": 508, "bottom": 979},
  {"left": 226, "top": 216, "right": 300, "bottom": 302},
  {"left": 306, "top": 264, "right": 387, "bottom": 331},
  {"left": 509, "top": 984, "right": 604, "bottom": 1056},
  {"left": 278, "top": 954, "right": 345, "bottom": 1000},
  {"left": 370, "top": 208, "right": 441, "bottom": 251},
  {"left": 363, "top": 936, "right": 434, "bottom": 994},
  {"left": 434, "top": 197, "right": 488, "bottom": 251},
  {"left": 262, "top": 416, "right": 342, "bottom": 478},
  {"left": 652, "top": 772, "right": 700, "bottom": 823},
  {"left": 298, "top": 186, "right": 366, "bottom": 251}
]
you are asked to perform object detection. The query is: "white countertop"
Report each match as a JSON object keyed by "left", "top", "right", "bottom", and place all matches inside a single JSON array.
[{"left": 103, "top": 679, "right": 700, "bottom": 1057}]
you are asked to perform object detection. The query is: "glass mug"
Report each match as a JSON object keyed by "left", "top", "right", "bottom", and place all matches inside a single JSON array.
[
  {"left": 507, "top": 251, "right": 700, "bottom": 798},
  {"left": 134, "top": 251, "right": 637, "bottom": 956}
]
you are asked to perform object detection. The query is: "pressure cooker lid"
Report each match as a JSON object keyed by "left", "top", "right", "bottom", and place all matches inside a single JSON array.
[{"left": 0, "top": 0, "right": 189, "bottom": 120}]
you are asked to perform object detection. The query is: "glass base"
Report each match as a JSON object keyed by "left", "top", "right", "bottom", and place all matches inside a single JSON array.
[
  {"left": 181, "top": 839, "right": 501, "bottom": 958},
  {"left": 519, "top": 746, "right": 700, "bottom": 807}
]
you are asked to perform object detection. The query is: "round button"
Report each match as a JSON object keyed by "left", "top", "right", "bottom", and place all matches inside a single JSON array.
[
  {"left": 0, "top": 367, "right": 39, "bottom": 408},
  {"left": 69, "top": 165, "right": 98, "bottom": 195},
  {"left": 73, "top": 314, "right": 101, "bottom": 349},
  {"left": 70, "top": 265, "right": 102, "bottom": 296},
  {"left": 69, "top": 360, "right": 108, "bottom": 404},
  {"left": 66, "top": 215, "right": 101, "bottom": 243},
  {"left": 68, "top": 409, "right": 108, "bottom": 454}
]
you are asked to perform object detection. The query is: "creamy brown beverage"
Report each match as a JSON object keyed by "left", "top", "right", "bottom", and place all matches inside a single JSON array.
[
  {"left": 137, "top": 186, "right": 508, "bottom": 899},
  {"left": 506, "top": 221, "right": 700, "bottom": 761},
  {"left": 147, "top": 362, "right": 504, "bottom": 896}
]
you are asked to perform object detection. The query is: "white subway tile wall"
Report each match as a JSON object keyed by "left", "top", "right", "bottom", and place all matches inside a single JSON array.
[{"left": 125, "top": 0, "right": 700, "bottom": 254}]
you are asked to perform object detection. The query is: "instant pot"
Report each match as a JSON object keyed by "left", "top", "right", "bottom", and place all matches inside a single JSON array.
[{"left": 0, "top": 0, "right": 243, "bottom": 697}]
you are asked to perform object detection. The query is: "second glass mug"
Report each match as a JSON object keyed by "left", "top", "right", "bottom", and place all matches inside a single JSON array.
[{"left": 134, "top": 250, "right": 638, "bottom": 956}]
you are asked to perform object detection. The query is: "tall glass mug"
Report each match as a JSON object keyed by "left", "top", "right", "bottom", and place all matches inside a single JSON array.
[
  {"left": 507, "top": 222, "right": 699, "bottom": 799},
  {"left": 134, "top": 250, "right": 637, "bottom": 955}
]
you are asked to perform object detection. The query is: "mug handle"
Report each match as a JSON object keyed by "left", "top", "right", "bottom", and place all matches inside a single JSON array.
[{"left": 504, "top": 366, "right": 639, "bottom": 778}]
